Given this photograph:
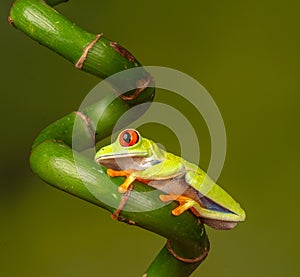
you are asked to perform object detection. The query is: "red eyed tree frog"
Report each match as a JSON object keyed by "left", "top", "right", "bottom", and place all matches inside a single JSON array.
[{"left": 95, "top": 129, "right": 246, "bottom": 230}]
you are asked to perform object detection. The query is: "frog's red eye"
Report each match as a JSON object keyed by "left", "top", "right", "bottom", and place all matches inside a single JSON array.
[{"left": 119, "top": 129, "right": 139, "bottom": 147}]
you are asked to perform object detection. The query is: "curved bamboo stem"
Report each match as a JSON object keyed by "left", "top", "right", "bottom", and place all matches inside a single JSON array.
[{"left": 9, "top": 1, "right": 209, "bottom": 276}]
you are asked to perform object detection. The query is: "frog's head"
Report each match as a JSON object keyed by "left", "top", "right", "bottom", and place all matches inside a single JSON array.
[{"left": 95, "top": 129, "right": 164, "bottom": 170}]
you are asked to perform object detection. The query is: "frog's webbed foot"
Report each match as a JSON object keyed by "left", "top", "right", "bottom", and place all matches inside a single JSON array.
[
  {"left": 107, "top": 169, "right": 136, "bottom": 193},
  {"left": 160, "top": 194, "right": 200, "bottom": 217}
]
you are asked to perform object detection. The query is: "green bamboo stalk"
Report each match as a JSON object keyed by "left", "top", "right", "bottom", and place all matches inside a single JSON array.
[
  {"left": 9, "top": 0, "right": 209, "bottom": 276},
  {"left": 9, "top": 0, "right": 154, "bottom": 103}
]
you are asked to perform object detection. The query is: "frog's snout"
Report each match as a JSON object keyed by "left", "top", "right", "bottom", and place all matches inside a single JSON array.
[
  {"left": 98, "top": 147, "right": 106, "bottom": 153},
  {"left": 95, "top": 148, "right": 105, "bottom": 161}
]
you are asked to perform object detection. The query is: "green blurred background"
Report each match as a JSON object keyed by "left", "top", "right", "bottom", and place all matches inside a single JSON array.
[{"left": 1, "top": 0, "right": 299, "bottom": 276}]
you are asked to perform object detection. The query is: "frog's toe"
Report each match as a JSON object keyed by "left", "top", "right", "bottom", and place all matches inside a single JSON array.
[
  {"left": 118, "top": 175, "right": 136, "bottom": 193},
  {"left": 107, "top": 169, "right": 128, "bottom": 177},
  {"left": 118, "top": 184, "right": 129, "bottom": 193},
  {"left": 160, "top": 194, "right": 198, "bottom": 216},
  {"left": 159, "top": 194, "right": 178, "bottom": 202},
  {"left": 171, "top": 198, "right": 196, "bottom": 216}
]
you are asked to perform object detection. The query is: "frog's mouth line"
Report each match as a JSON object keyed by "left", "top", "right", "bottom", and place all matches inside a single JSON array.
[
  {"left": 95, "top": 152, "right": 149, "bottom": 161},
  {"left": 96, "top": 153, "right": 155, "bottom": 171}
]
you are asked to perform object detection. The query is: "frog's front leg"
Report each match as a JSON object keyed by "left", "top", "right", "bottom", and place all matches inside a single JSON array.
[
  {"left": 107, "top": 169, "right": 137, "bottom": 193},
  {"left": 107, "top": 159, "right": 185, "bottom": 194},
  {"left": 160, "top": 194, "right": 200, "bottom": 217}
]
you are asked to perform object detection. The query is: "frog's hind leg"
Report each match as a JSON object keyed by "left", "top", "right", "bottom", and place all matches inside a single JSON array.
[{"left": 160, "top": 194, "right": 200, "bottom": 217}]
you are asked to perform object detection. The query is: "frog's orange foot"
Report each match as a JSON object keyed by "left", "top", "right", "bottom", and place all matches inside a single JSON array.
[
  {"left": 106, "top": 169, "right": 136, "bottom": 193},
  {"left": 160, "top": 194, "right": 197, "bottom": 216}
]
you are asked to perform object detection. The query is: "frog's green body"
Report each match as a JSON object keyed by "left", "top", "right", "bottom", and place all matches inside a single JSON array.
[{"left": 95, "top": 129, "right": 246, "bottom": 230}]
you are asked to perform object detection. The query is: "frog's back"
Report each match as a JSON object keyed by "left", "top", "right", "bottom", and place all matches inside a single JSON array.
[{"left": 165, "top": 152, "right": 205, "bottom": 171}]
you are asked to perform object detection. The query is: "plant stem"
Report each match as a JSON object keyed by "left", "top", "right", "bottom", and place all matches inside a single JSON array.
[
  {"left": 9, "top": 0, "right": 153, "bottom": 104},
  {"left": 9, "top": 0, "right": 210, "bottom": 276}
]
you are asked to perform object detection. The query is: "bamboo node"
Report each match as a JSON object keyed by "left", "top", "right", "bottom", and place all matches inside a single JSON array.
[{"left": 75, "top": 33, "right": 103, "bottom": 69}]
